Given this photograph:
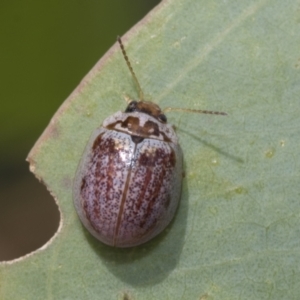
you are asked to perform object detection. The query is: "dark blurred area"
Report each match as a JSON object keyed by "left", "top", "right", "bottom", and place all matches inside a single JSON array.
[{"left": 0, "top": 0, "right": 160, "bottom": 261}]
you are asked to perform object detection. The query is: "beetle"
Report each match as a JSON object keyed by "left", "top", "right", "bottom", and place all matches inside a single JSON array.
[{"left": 73, "top": 36, "right": 226, "bottom": 247}]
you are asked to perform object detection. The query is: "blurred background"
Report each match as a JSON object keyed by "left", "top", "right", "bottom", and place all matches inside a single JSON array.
[{"left": 0, "top": 0, "right": 160, "bottom": 261}]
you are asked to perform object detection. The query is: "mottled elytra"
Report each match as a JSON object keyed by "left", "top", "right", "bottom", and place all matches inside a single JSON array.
[{"left": 73, "top": 36, "right": 226, "bottom": 248}]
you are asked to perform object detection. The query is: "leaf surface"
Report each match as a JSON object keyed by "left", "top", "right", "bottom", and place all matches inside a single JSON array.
[{"left": 2, "top": 0, "right": 300, "bottom": 299}]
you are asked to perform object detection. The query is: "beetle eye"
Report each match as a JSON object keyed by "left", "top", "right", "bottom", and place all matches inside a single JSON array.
[
  {"left": 125, "top": 101, "right": 138, "bottom": 113},
  {"left": 158, "top": 114, "right": 167, "bottom": 123}
]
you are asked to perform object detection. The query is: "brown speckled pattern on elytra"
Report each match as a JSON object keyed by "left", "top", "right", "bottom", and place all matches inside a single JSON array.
[
  {"left": 73, "top": 112, "right": 182, "bottom": 247},
  {"left": 116, "top": 138, "right": 178, "bottom": 246},
  {"left": 77, "top": 129, "right": 182, "bottom": 247},
  {"left": 79, "top": 130, "right": 133, "bottom": 246}
]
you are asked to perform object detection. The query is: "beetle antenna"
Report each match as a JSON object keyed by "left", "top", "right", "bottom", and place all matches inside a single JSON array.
[
  {"left": 163, "top": 107, "right": 227, "bottom": 116},
  {"left": 117, "top": 36, "right": 144, "bottom": 101}
]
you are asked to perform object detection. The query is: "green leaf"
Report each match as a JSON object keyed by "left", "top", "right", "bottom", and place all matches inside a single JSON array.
[{"left": 2, "top": 0, "right": 300, "bottom": 299}]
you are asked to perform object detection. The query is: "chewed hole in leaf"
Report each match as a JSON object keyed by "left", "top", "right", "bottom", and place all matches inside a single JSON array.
[{"left": 0, "top": 172, "right": 60, "bottom": 262}]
